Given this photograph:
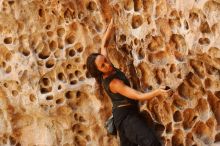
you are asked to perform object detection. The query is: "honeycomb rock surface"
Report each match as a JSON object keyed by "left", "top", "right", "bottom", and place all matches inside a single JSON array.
[{"left": 0, "top": 0, "right": 220, "bottom": 146}]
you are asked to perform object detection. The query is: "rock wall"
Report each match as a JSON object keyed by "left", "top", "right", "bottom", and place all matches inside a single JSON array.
[{"left": 0, "top": 0, "right": 219, "bottom": 146}]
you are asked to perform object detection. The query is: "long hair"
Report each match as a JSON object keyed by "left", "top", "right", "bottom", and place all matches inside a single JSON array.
[
  {"left": 86, "top": 53, "right": 103, "bottom": 84},
  {"left": 86, "top": 53, "right": 107, "bottom": 100}
]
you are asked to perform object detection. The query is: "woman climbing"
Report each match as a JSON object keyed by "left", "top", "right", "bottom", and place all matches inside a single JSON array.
[{"left": 86, "top": 18, "right": 169, "bottom": 146}]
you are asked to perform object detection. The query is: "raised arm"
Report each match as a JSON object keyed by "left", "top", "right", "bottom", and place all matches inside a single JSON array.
[
  {"left": 101, "top": 18, "right": 115, "bottom": 58},
  {"left": 109, "top": 79, "right": 169, "bottom": 101}
]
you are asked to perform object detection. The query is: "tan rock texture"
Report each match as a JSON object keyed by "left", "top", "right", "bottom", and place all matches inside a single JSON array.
[{"left": 0, "top": 0, "right": 220, "bottom": 146}]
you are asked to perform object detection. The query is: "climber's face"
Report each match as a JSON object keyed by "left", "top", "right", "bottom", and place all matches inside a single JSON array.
[{"left": 95, "top": 55, "right": 113, "bottom": 74}]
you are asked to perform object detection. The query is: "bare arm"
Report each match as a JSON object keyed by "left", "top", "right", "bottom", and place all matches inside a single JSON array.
[
  {"left": 101, "top": 18, "right": 114, "bottom": 58},
  {"left": 109, "top": 79, "right": 168, "bottom": 101}
]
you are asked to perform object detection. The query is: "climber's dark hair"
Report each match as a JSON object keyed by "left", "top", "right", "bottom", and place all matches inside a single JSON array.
[{"left": 86, "top": 53, "right": 103, "bottom": 84}]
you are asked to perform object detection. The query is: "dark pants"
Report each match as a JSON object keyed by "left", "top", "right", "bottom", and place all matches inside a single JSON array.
[{"left": 118, "top": 113, "right": 162, "bottom": 146}]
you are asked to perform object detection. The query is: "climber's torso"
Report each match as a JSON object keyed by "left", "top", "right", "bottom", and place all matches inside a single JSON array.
[{"left": 101, "top": 67, "right": 138, "bottom": 108}]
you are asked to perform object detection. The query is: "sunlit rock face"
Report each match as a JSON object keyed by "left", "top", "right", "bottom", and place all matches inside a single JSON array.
[{"left": 0, "top": 0, "right": 220, "bottom": 146}]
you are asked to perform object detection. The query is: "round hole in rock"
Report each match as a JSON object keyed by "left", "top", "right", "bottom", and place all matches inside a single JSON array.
[
  {"left": 75, "top": 70, "right": 81, "bottom": 77},
  {"left": 68, "top": 73, "right": 74, "bottom": 79},
  {"left": 69, "top": 49, "right": 76, "bottom": 57},
  {"left": 76, "top": 91, "right": 81, "bottom": 98},
  {"left": 184, "top": 20, "right": 189, "bottom": 30},
  {"left": 29, "top": 94, "right": 36, "bottom": 102},
  {"left": 58, "top": 42, "right": 64, "bottom": 49},
  {"left": 134, "top": 38, "right": 139, "bottom": 46},
  {"left": 79, "top": 76, "right": 85, "bottom": 81},
  {"left": 66, "top": 64, "right": 72, "bottom": 69},
  {"left": 70, "top": 80, "right": 77, "bottom": 85},
  {"left": 45, "top": 24, "right": 51, "bottom": 30},
  {"left": 177, "top": 73, "right": 181, "bottom": 79},
  {"left": 170, "top": 64, "right": 176, "bottom": 73},
  {"left": 22, "top": 48, "right": 30, "bottom": 56},
  {"left": 56, "top": 98, "right": 64, "bottom": 104},
  {"left": 49, "top": 40, "right": 57, "bottom": 51},
  {"left": 57, "top": 27, "right": 65, "bottom": 37},
  {"left": 200, "top": 21, "right": 211, "bottom": 33},
  {"left": 74, "top": 113, "right": 79, "bottom": 120},
  {"left": 173, "top": 110, "right": 182, "bottom": 122},
  {"left": 58, "top": 85, "right": 62, "bottom": 90},
  {"left": 40, "top": 87, "right": 52, "bottom": 94},
  {"left": 46, "top": 95, "right": 53, "bottom": 100},
  {"left": 198, "top": 38, "right": 210, "bottom": 45},
  {"left": 8, "top": 1, "right": 14, "bottom": 5},
  {"left": 4, "top": 37, "right": 12, "bottom": 44},
  {"left": 45, "top": 59, "right": 55, "bottom": 68},
  {"left": 57, "top": 72, "right": 65, "bottom": 81},
  {"left": 77, "top": 130, "right": 84, "bottom": 135},
  {"left": 65, "top": 90, "right": 75, "bottom": 99},
  {"left": 12, "top": 90, "right": 18, "bottom": 96},
  {"left": 2, "top": 61, "right": 6, "bottom": 68},
  {"left": 86, "top": 1, "right": 97, "bottom": 11},
  {"left": 132, "top": 15, "right": 143, "bottom": 29},
  {"left": 74, "top": 57, "right": 81, "bottom": 63},
  {"left": 166, "top": 122, "right": 172, "bottom": 133},
  {"left": 38, "top": 8, "right": 44, "bottom": 17},
  {"left": 76, "top": 47, "right": 83, "bottom": 53},
  {"left": 47, "top": 31, "right": 53, "bottom": 37},
  {"left": 120, "top": 34, "right": 126, "bottom": 42},
  {"left": 134, "top": 0, "right": 142, "bottom": 11},
  {"left": 38, "top": 52, "right": 50, "bottom": 59},
  {"left": 66, "top": 35, "right": 75, "bottom": 44},
  {"left": 3, "top": 83, "right": 8, "bottom": 88},
  {"left": 6, "top": 66, "right": 11, "bottom": 73},
  {"left": 138, "top": 48, "right": 145, "bottom": 60},
  {"left": 204, "top": 78, "right": 212, "bottom": 88},
  {"left": 42, "top": 78, "right": 50, "bottom": 86}
]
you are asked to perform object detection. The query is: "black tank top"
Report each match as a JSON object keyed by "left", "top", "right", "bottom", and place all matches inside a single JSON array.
[{"left": 101, "top": 67, "right": 138, "bottom": 109}]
